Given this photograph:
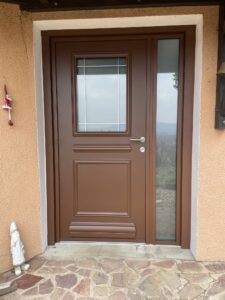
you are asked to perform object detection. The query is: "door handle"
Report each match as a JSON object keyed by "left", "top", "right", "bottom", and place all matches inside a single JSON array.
[{"left": 129, "top": 136, "right": 145, "bottom": 143}]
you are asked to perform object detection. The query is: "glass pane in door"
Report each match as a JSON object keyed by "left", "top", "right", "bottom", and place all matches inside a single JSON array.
[
  {"left": 76, "top": 57, "right": 127, "bottom": 132},
  {"left": 156, "top": 39, "right": 180, "bottom": 241}
]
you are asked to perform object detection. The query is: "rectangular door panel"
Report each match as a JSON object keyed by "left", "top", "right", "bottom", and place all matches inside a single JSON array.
[
  {"left": 73, "top": 160, "right": 131, "bottom": 217},
  {"left": 55, "top": 37, "right": 147, "bottom": 242}
]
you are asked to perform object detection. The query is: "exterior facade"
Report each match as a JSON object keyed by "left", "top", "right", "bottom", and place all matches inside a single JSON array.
[{"left": 0, "top": 2, "right": 223, "bottom": 273}]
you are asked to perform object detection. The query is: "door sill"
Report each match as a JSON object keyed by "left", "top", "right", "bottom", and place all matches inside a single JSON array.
[{"left": 44, "top": 242, "right": 193, "bottom": 260}]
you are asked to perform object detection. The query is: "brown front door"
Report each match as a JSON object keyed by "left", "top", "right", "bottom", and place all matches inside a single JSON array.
[
  {"left": 45, "top": 27, "right": 195, "bottom": 246},
  {"left": 55, "top": 37, "right": 147, "bottom": 241}
]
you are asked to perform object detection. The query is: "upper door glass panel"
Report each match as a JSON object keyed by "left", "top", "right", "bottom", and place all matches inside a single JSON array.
[{"left": 75, "top": 57, "right": 127, "bottom": 133}]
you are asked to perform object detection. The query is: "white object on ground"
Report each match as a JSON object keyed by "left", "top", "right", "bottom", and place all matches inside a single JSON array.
[{"left": 10, "top": 222, "right": 30, "bottom": 276}]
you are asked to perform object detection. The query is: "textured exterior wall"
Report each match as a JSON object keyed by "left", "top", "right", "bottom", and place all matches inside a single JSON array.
[
  {"left": 0, "top": 3, "right": 221, "bottom": 272},
  {"left": 198, "top": 10, "right": 225, "bottom": 261},
  {"left": 0, "top": 4, "right": 42, "bottom": 273}
]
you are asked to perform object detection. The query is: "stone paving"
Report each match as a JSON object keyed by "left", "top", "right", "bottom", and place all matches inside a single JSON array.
[{"left": 1, "top": 244, "right": 225, "bottom": 299}]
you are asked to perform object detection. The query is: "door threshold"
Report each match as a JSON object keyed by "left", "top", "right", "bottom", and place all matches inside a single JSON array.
[
  {"left": 43, "top": 242, "right": 193, "bottom": 260},
  {"left": 57, "top": 241, "right": 181, "bottom": 248}
]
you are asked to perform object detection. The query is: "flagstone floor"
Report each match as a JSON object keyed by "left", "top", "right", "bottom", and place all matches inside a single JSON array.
[{"left": 1, "top": 243, "right": 225, "bottom": 299}]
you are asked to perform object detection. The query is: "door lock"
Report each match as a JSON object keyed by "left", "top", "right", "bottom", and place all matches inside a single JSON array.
[{"left": 139, "top": 147, "right": 145, "bottom": 153}]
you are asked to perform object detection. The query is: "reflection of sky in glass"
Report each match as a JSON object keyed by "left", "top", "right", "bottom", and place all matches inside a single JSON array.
[
  {"left": 76, "top": 58, "right": 127, "bottom": 132},
  {"left": 157, "top": 73, "right": 178, "bottom": 125},
  {"left": 156, "top": 39, "right": 179, "bottom": 242}
]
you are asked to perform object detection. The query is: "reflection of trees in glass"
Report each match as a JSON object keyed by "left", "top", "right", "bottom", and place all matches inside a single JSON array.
[
  {"left": 156, "top": 135, "right": 176, "bottom": 190},
  {"left": 173, "top": 72, "right": 178, "bottom": 89}
]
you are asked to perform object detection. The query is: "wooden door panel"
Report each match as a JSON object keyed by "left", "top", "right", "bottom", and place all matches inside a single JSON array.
[
  {"left": 73, "top": 160, "right": 131, "bottom": 217},
  {"left": 55, "top": 37, "right": 147, "bottom": 242}
]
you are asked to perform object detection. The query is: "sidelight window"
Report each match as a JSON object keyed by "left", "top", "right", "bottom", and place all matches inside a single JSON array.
[{"left": 156, "top": 39, "right": 180, "bottom": 241}]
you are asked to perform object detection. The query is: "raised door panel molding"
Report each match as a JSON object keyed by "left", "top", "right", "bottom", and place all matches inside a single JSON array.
[
  {"left": 72, "top": 144, "right": 132, "bottom": 152},
  {"left": 69, "top": 222, "right": 136, "bottom": 239}
]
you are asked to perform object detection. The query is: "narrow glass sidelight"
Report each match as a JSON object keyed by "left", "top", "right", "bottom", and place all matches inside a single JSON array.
[
  {"left": 156, "top": 39, "right": 180, "bottom": 241},
  {"left": 76, "top": 57, "right": 127, "bottom": 133}
]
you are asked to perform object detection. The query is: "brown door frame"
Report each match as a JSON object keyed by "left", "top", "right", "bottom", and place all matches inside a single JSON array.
[{"left": 42, "top": 26, "right": 195, "bottom": 248}]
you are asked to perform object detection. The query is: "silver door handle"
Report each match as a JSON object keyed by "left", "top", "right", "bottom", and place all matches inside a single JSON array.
[{"left": 129, "top": 136, "right": 145, "bottom": 143}]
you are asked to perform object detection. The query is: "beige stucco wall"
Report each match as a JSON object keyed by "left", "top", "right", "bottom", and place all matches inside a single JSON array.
[
  {"left": 0, "top": 2, "right": 222, "bottom": 272},
  {"left": 0, "top": 4, "right": 42, "bottom": 273}
]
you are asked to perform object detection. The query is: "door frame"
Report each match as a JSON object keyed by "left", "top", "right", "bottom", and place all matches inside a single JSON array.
[{"left": 42, "top": 26, "right": 195, "bottom": 248}]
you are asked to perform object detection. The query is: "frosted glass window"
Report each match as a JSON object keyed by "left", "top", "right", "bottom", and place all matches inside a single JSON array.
[{"left": 76, "top": 57, "right": 127, "bottom": 132}]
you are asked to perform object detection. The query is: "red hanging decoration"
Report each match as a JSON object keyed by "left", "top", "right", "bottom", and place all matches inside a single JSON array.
[{"left": 2, "top": 85, "right": 13, "bottom": 126}]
